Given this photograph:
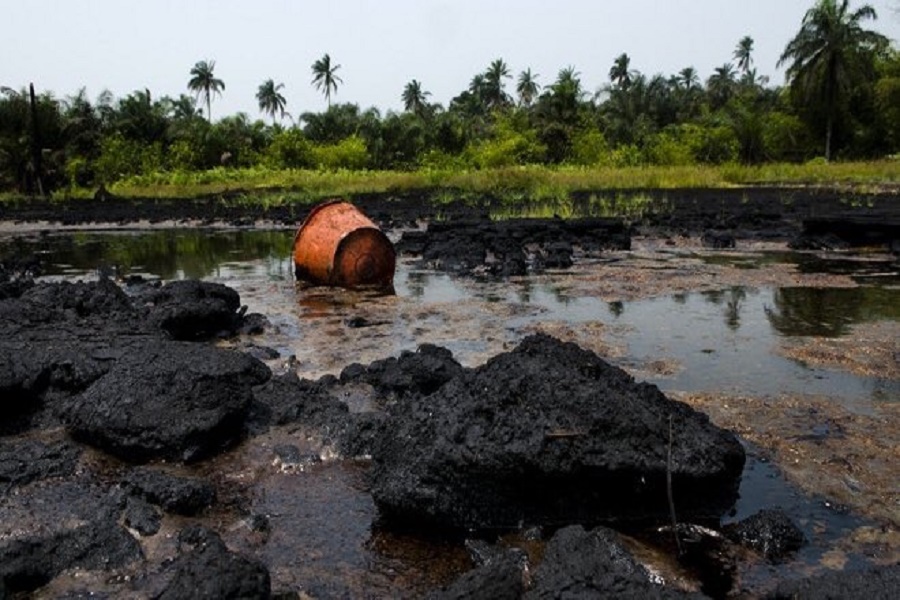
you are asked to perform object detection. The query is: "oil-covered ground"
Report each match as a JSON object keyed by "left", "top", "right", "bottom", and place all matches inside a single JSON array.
[{"left": 0, "top": 189, "right": 898, "bottom": 598}]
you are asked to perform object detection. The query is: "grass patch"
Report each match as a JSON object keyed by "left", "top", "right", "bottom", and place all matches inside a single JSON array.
[{"left": 9, "top": 159, "right": 899, "bottom": 206}]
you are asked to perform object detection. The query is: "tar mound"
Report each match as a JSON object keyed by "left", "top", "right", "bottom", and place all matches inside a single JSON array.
[
  {"left": 397, "top": 216, "right": 630, "bottom": 276},
  {"left": 526, "top": 525, "right": 699, "bottom": 599},
  {"left": 370, "top": 333, "right": 746, "bottom": 531},
  {"left": 154, "top": 526, "right": 271, "bottom": 600},
  {"left": 0, "top": 481, "right": 142, "bottom": 593},
  {"left": 122, "top": 466, "right": 217, "bottom": 515},
  {"left": 723, "top": 508, "right": 806, "bottom": 563},
  {"left": 63, "top": 339, "right": 270, "bottom": 463},
  {"left": 145, "top": 279, "right": 248, "bottom": 340}
]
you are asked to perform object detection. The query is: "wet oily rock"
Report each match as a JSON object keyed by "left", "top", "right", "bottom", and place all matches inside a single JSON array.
[
  {"left": 723, "top": 509, "right": 806, "bottom": 563},
  {"left": 21, "top": 277, "right": 135, "bottom": 321},
  {"left": 398, "top": 216, "right": 630, "bottom": 276},
  {"left": 248, "top": 372, "right": 386, "bottom": 458},
  {"left": 371, "top": 333, "right": 745, "bottom": 530},
  {"left": 249, "top": 371, "right": 344, "bottom": 429},
  {"left": 122, "top": 466, "right": 216, "bottom": 516},
  {"left": 0, "top": 340, "right": 115, "bottom": 435},
  {"left": 0, "top": 256, "right": 38, "bottom": 300},
  {"left": 0, "top": 343, "right": 49, "bottom": 428},
  {"left": 0, "top": 437, "right": 81, "bottom": 493},
  {"left": 64, "top": 340, "right": 270, "bottom": 463},
  {"left": 768, "top": 563, "right": 900, "bottom": 600},
  {"left": 339, "top": 343, "right": 465, "bottom": 400},
  {"left": 429, "top": 548, "right": 528, "bottom": 600},
  {"left": 124, "top": 495, "right": 162, "bottom": 537},
  {"left": 154, "top": 526, "right": 271, "bottom": 600},
  {"left": 0, "top": 280, "right": 144, "bottom": 434},
  {"left": 0, "top": 480, "right": 142, "bottom": 594},
  {"left": 524, "top": 525, "right": 702, "bottom": 599},
  {"left": 146, "top": 279, "right": 246, "bottom": 340}
]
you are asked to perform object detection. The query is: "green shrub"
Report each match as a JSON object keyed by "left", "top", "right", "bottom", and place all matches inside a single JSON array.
[
  {"left": 310, "top": 135, "right": 370, "bottom": 170},
  {"left": 762, "top": 111, "right": 815, "bottom": 162},
  {"left": 166, "top": 139, "right": 203, "bottom": 171},
  {"left": 419, "top": 149, "right": 467, "bottom": 170},
  {"left": 644, "top": 131, "right": 695, "bottom": 166},
  {"left": 94, "top": 134, "right": 163, "bottom": 183},
  {"left": 608, "top": 144, "right": 643, "bottom": 167},
  {"left": 64, "top": 156, "right": 93, "bottom": 188},
  {"left": 569, "top": 130, "right": 609, "bottom": 166},
  {"left": 264, "top": 129, "right": 314, "bottom": 169},
  {"left": 682, "top": 123, "right": 738, "bottom": 164},
  {"left": 464, "top": 131, "right": 546, "bottom": 169}
]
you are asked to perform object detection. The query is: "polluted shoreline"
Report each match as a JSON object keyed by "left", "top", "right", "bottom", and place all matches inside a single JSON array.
[{"left": 1, "top": 191, "right": 899, "bottom": 598}]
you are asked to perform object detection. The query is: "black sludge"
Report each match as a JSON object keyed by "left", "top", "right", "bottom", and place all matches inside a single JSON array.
[
  {"left": 371, "top": 333, "right": 745, "bottom": 531},
  {"left": 63, "top": 340, "right": 270, "bottom": 463},
  {"left": 0, "top": 481, "right": 142, "bottom": 594}
]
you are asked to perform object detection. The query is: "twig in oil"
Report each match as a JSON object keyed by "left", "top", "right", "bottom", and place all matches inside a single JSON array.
[{"left": 667, "top": 413, "right": 683, "bottom": 555}]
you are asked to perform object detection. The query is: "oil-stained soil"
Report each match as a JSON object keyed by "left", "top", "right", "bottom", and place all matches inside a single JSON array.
[{"left": 0, "top": 186, "right": 898, "bottom": 598}]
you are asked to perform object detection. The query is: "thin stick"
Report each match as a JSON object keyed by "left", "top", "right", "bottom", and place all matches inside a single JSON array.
[{"left": 667, "top": 413, "right": 683, "bottom": 555}]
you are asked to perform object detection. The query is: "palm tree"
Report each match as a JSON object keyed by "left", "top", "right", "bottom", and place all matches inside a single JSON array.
[
  {"left": 311, "top": 53, "right": 343, "bottom": 106},
  {"left": 609, "top": 53, "right": 634, "bottom": 89},
  {"left": 256, "top": 79, "right": 287, "bottom": 124},
  {"left": 674, "top": 67, "right": 702, "bottom": 121},
  {"left": 187, "top": 59, "right": 224, "bottom": 122},
  {"left": 546, "top": 66, "right": 584, "bottom": 124},
  {"left": 707, "top": 63, "right": 737, "bottom": 109},
  {"left": 168, "top": 94, "right": 201, "bottom": 121},
  {"left": 677, "top": 67, "right": 700, "bottom": 91},
  {"left": 468, "top": 74, "right": 487, "bottom": 97},
  {"left": 734, "top": 36, "right": 755, "bottom": 74},
  {"left": 778, "top": 0, "right": 888, "bottom": 159},
  {"left": 516, "top": 68, "right": 540, "bottom": 106},
  {"left": 483, "top": 58, "right": 512, "bottom": 109},
  {"left": 402, "top": 79, "right": 431, "bottom": 117}
]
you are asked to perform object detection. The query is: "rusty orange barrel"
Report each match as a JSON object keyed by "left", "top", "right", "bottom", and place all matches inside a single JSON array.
[{"left": 292, "top": 200, "right": 395, "bottom": 289}]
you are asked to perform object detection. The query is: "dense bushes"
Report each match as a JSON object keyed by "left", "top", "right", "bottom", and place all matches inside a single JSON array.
[{"left": 2, "top": 42, "right": 899, "bottom": 195}]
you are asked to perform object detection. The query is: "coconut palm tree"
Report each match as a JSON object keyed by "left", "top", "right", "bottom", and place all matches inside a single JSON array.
[
  {"left": 401, "top": 79, "right": 431, "bottom": 117},
  {"left": 483, "top": 58, "right": 512, "bottom": 109},
  {"left": 677, "top": 67, "right": 700, "bottom": 92},
  {"left": 187, "top": 59, "right": 224, "bottom": 122},
  {"left": 609, "top": 53, "right": 634, "bottom": 89},
  {"left": 311, "top": 53, "right": 343, "bottom": 106},
  {"left": 734, "top": 36, "right": 755, "bottom": 74},
  {"left": 516, "top": 68, "right": 540, "bottom": 106},
  {"left": 256, "top": 79, "right": 287, "bottom": 124},
  {"left": 707, "top": 63, "right": 737, "bottom": 109},
  {"left": 545, "top": 66, "right": 584, "bottom": 124},
  {"left": 168, "top": 94, "right": 201, "bottom": 121},
  {"left": 778, "top": 0, "right": 888, "bottom": 159}
]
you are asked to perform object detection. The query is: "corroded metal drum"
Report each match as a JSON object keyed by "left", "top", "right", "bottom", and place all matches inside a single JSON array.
[{"left": 292, "top": 200, "right": 396, "bottom": 289}]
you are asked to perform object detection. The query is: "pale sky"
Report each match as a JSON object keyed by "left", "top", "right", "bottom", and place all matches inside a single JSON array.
[{"left": 3, "top": 1, "right": 899, "bottom": 121}]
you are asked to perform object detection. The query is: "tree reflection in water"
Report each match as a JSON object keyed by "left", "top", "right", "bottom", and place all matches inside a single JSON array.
[
  {"left": 0, "top": 229, "right": 294, "bottom": 281},
  {"left": 765, "top": 287, "right": 900, "bottom": 338}
]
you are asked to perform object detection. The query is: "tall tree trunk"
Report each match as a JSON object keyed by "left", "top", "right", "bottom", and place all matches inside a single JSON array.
[
  {"left": 825, "top": 115, "right": 833, "bottom": 162},
  {"left": 28, "top": 83, "right": 44, "bottom": 197}
]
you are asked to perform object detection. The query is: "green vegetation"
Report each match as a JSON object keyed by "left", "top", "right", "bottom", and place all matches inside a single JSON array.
[
  {"left": 1, "top": 0, "right": 898, "bottom": 200},
  {"left": 36, "top": 161, "right": 890, "bottom": 207},
  {"left": 778, "top": 0, "right": 890, "bottom": 160}
]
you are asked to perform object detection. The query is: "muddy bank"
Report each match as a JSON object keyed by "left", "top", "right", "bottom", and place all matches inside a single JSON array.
[
  {"left": 1, "top": 186, "right": 898, "bottom": 246},
  {"left": 677, "top": 391, "right": 900, "bottom": 530}
]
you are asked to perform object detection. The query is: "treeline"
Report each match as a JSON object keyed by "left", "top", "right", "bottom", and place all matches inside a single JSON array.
[{"left": 1, "top": 2, "right": 899, "bottom": 195}]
